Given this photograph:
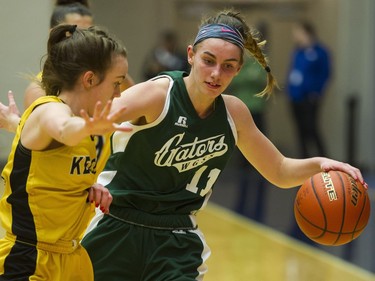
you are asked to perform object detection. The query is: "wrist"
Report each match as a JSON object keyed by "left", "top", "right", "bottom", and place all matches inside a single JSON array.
[{"left": 8, "top": 115, "right": 20, "bottom": 132}]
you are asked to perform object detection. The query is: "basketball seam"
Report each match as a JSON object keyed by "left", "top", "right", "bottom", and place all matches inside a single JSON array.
[
  {"left": 351, "top": 192, "right": 370, "bottom": 240},
  {"left": 309, "top": 175, "right": 327, "bottom": 240},
  {"left": 332, "top": 171, "right": 346, "bottom": 245}
]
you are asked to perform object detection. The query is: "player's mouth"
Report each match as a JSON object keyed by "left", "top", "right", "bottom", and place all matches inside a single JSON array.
[{"left": 205, "top": 81, "right": 221, "bottom": 89}]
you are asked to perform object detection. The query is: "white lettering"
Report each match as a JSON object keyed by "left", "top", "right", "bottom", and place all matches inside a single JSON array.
[
  {"left": 154, "top": 133, "right": 228, "bottom": 172},
  {"left": 321, "top": 172, "right": 338, "bottom": 201}
]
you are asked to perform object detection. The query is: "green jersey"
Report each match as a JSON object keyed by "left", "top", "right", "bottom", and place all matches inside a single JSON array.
[{"left": 99, "top": 71, "right": 237, "bottom": 215}]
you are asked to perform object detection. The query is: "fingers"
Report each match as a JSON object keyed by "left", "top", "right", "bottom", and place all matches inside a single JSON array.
[
  {"left": 347, "top": 167, "right": 368, "bottom": 190},
  {"left": 81, "top": 100, "right": 114, "bottom": 122},
  {"left": 321, "top": 161, "right": 368, "bottom": 189},
  {"left": 107, "top": 105, "right": 126, "bottom": 121},
  {"left": 339, "top": 163, "right": 366, "bottom": 187},
  {"left": 92, "top": 100, "right": 114, "bottom": 121},
  {"left": 87, "top": 183, "right": 113, "bottom": 214},
  {"left": 100, "top": 100, "right": 112, "bottom": 119},
  {"left": 80, "top": 109, "right": 90, "bottom": 122},
  {"left": 350, "top": 165, "right": 368, "bottom": 189},
  {"left": 7, "top": 91, "right": 14, "bottom": 104},
  {"left": 362, "top": 181, "right": 369, "bottom": 190},
  {"left": 79, "top": 100, "right": 130, "bottom": 135},
  {"left": 7, "top": 90, "right": 20, "bottom": 116},
  {"left": 93, "top": 100, "right": 104, "bottom": 120}
]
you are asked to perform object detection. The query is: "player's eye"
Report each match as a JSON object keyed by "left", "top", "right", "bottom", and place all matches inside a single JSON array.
[{"left": 114, "top": 81, "right": 122, "bottom": 88}]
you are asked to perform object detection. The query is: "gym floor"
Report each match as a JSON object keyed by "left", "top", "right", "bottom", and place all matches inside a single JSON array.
[
  {"left": 208, "top": 149, "right": 375, "bottom": 280},
  {"left": 200, "top": 203, "right": 375, "bottom": 281}
]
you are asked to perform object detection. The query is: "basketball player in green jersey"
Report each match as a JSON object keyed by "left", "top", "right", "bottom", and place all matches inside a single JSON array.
[
  {"left": 0, "top": 24, "right": 130, "bottom": 280},
  {"left": 82, "top": 9, "right": 367, "bottom": 280}
]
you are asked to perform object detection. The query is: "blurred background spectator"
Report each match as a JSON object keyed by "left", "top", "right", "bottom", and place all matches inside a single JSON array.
[
  {"left": 142, "top": 29, "right": 189, "bottom": 80},
  {"left": 286, "top": 20, "right": 331, "bottom": 158}
]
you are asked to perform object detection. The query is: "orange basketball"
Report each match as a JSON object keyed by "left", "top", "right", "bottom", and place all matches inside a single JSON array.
[{"left": 294, "top": 170, "right": 371, "bottom": 246}]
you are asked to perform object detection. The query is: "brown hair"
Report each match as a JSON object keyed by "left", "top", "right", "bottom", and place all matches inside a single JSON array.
[
  {"left": 196, "top": 9, "right": 278, "bottom": 97},
  {"left": 42, "top": 24, "right": 128, "bottom": 96},
  {"left": 55, "top": 0, "right": 89, "bottom": 8},
  {"left": 50, "top": 3, "right": 93, "bottom": 28}
]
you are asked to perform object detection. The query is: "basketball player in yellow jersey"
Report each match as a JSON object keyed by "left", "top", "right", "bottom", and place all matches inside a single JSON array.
[
  {"left": 1, "top": 3, "right": 134, "bottom": 177},
  {"left": 20, "top": 3, "right": 134, "bottom": 175},
  {"left": 24, "top": 2, "right": 135, "bottom": 109},
  {"left": 0, "top": 24, "right": 130, "bottom": 280}
]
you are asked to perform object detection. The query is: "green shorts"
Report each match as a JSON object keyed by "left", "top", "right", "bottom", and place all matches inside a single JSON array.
[{"left": 81, "top": 207, "right": 211, "bottom": 281}]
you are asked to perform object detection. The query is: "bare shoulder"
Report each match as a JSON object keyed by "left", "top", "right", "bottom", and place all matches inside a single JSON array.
[
  {"left": 114, "top": 76, "right": 172, "bottom": 123},
  {"left": 30, "top": 100, "right": 71, "bottom": 119},
  {"left": 142, "top": 76, "right": 171, "bottom": 96},
  {"left": 222, "top": 94, "right": 250, "bottom": 120},
  {"left": 21, "top": 101, "right": 72, "bottom": 150},
  {"left": 221, "top": 94, "right": 258, "bottom": 137},
  {"left": 124, "top": 76, "right": 170, "bottom": 98}
]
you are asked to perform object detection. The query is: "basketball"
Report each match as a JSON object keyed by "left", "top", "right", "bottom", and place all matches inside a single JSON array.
[{"left": 294, "top": 171, "right": 371, "bottom": 246}]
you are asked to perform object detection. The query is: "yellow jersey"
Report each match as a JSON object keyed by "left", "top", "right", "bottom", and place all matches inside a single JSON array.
[{"left": 0, "top": 96, "right": 97, "bottom": 245}]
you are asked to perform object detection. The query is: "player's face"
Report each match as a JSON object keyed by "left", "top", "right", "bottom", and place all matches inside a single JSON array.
[
  {"left": 90, "top": 55, "right": 128, "bottom": 111},
  {"left": 188, "top": 38, "right": 242, "bottom": 98}
]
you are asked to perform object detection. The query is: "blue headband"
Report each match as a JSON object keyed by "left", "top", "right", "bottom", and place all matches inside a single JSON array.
[{"left": 193, "top": 23, "right": 244, "bottom": 49}]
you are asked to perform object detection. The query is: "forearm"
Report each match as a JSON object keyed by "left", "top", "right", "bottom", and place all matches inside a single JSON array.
[
  {"left": 276, "top": 157, "right": 325, "bottom": 188},
  {"left": 57, "top": 116, "right": 90, "bottom": 146},
  {"left": 275, "top": 156, "right": 364, "bottom": 189}
]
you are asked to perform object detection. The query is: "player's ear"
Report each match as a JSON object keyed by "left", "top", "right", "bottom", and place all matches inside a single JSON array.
[
  {"left": 82, "top": 71, "right": 96, "bottom": 88},
  {"left": 187, "top": 45, "right": 194, "bottom": 65}
]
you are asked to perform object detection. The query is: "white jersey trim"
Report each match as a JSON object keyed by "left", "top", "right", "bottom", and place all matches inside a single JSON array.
[{"left": 111, "top": 75, "right": 174, "bottom": 154}]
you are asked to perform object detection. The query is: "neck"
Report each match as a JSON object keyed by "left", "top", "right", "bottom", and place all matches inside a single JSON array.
[{"left": 58, "top": 92, "right": 85, "bottom": 116}]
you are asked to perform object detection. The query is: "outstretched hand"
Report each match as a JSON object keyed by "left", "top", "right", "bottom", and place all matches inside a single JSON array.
[
  {"left": 87, "top": 183, "right": 113, "bottom": 214},
  {"left": 0, "top": 91, "right": 21, "bottom": 132},
  {"left": 320, "top": 159, "right": 368, "bottom": 189},
  {"left": 80, "top": 100, "right": 131, "bottom": 135}
]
